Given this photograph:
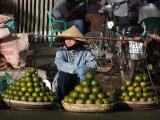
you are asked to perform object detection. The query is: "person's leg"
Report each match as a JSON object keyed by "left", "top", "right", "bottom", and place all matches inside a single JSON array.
[
  {"left": 56, "top": 71, "right": 80, "bottom": 103},
  {"left": 67, "top": 19, "right": 84, "bottom": 34}
]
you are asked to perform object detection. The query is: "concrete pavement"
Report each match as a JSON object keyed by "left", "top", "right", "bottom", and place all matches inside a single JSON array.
[{"left": 0, "top": 108, "right": 160, "bottom": 120}]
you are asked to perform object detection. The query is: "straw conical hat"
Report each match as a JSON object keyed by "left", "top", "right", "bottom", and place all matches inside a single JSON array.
[{"left": 57, "top": 26, "right": 87, "bottom": 42}]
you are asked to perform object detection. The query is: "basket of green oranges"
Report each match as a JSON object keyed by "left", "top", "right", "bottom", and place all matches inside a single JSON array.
[{"left": 1, "top": 67, "right": 56, "bottom": 110}]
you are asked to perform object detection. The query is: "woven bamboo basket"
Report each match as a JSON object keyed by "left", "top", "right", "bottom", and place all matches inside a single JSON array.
[
  {"left": 117, "top": 101, "right": 158, "bottom": 111},
  {"left": 3, "top": 99, "right": 55, "bottom": 110},
  {"left": 62, "top": 101, "right": 116, "bottom": 112}
]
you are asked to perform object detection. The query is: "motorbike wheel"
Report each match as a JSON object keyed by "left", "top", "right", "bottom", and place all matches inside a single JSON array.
[
  {"left": 120, "top": 48, "right": 136, "bottom": 82},
  {"left": 85, "top": 31, "right": 113, "bottom": 73}
]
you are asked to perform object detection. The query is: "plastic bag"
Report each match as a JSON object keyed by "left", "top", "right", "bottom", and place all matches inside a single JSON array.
[
  {"left": 0, "top": 33, "right": 29, "bottom": 68},
  {"left": 0, "top": 72, "right": 14, "bottom": 93},
  {"left": 0, "top": 27, "right": 10, "bottom": 39}
]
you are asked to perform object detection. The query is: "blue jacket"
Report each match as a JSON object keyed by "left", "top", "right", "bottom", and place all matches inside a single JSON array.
[{"left": 54, "top": 45, "right": 97, "bottom": 80}]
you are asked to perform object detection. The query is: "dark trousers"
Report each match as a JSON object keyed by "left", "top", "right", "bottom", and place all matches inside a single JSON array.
[{"left": 56, "top": 71, "right": 80, "bottom": 103}]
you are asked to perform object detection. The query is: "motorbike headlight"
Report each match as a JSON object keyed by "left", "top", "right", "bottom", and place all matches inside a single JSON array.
[{"left": 107, "top": 21, "right": 114, "bottom": 29}]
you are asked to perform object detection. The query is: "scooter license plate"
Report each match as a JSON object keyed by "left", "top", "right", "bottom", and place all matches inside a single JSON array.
[{"left": 129, "top": 41, "right": 143, "bottom": 54}]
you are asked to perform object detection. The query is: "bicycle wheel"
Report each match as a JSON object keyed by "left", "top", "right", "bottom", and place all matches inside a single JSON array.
[{"left": 85, "top": 31, "right": 113, "bottom": 72}]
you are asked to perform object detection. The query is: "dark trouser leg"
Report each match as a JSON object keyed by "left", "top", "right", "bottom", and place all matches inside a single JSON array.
[{"left": 57, "top": 71, "right": 80, "bottom": 103}]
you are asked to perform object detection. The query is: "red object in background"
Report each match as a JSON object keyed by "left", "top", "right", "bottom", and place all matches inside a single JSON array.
[{"left": 132, "top": 35, "right": 141, "bottom": 41}]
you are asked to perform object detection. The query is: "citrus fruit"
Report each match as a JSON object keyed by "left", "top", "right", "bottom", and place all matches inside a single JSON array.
[
  {"left": 84, "top": 72, "right": 94, "bottom": 80},
  {"left": 85, "top": 99, "right": 94, "bottom": 104},
  {"left": 82, "top": 87, "right": 91, "bottom": 94},
  {"left": 95, "top": 99, "right": 104, "bottom": 104},
  {"left": 27, "top": 82, "right": 33, "bottom": 87},
  {"left": 29, "top": 67, "right": 36, "bottom": 73},
  {"left": 89, "top": 93, "right": 97, "bottom": 100},
  {"left": 21, "top": 86, "right": 27, "bottom": 92},
  {"left": 123, "top": 96, "right": 131, "bottom": 101},
  {"left": 131, "top": 97, "right": 138, "bottom": 102},
  {"left": 79, "top": 93, "right": 88, "bottom": 100},
  {"left": 39, "top": 92, "right": 45, "bottom": 97},
  {"left": 122, "top": 92, "right": 128, "bottom": 97},
  {"left": 147, "top": 97, "right": 153, "bottom": 101},
  {"left": 21, "top": 96, "right": 28, "bottom": 101},
  {"left": 13, "top": 91, "right": 18, "bottom": 95},
  {"left": 139, "top": 97, "right": 147, "bottom": 102},
  {"left": 97, "top": 92, "right": 106, "bottom": 99},
  {"left": 33, "top": 77, "right": 39, "bottom": 82},
  {"left": 28, "top": 87, "right": 34, "bottom": 93},
  {"left": 128, "top": 91, "right": 135, "bottom": 97},
  {"left": 135, "top": 74, "right": 143, "bottom": 82},
  {"left": 135, "top": 92, "right": 142, "bottom": 99},
  {"left": 74, "top": 85, "right": 83, "bottom": 93},
  {"left": 91, "top": 86, "right": 101, "bottom": 94},
  {"left": 63, "top": 95, "right": 70, "bottom": 103},
  {"left": 90, "top": 80, "right": 99, "bottom": 87},
  {"left": 15, "top": 86, "right": 21, "bottom": 91},
  {"left": 80, "top": 80, "right": 90, "bottom": 86},
  {"left": 103, "top": 98, "right": 110, "bottom": 104},
  {"left": 69, "top": 91, "right": 79, "bottom": 99},
  {"left": 127, "top": 86, "right": 134, "bottom": 91},
  {"left": 49, "top": 96, "right": 56, "bottom": 102},
  {"left": 13, "top": 96, "right": 20, "bottom": 101},
  {"left": 68, "top": 97, "right": 75, "bottom": 103},
  {"left": 25, "top": 77, "right": 32, "bottom": 82},
  {"left": 134, "top": 86, "right": 142, "bottom": 92},
  {"left": 125, "top": 80, "right": 132, "bottom": 87},
  {"left": 142, "top": 73, "right": 149, "bottom": 81},
  {"left": 20, "top": 82, "right": 26, "bottom": 87},
  {"left": 18, "top": 91, "right": 24, "bottom": 96},
  {"left": 28, "top": 96, "right": 36, "bottom": 102},
  {"left": 36, "top": 96, "right": 43, "bottom": 102},
  {"left": 25, "top": 71, "right": 31, "bottom": 77},
  {"left": 143, "top": 92, "right": 149, "bottom": 98},
  {"left": 32, "top": 92, "right": 38, "bottom": 98},
  {"left": 25, "top": 92, "right": 31, "bottom": 97},
  {"left": 120, "top": 86, "right": 126, "bottom": 91},
  {"left": 35, "top": 87, "right": 41, "bottom": 93},
  {"left": 133, "top": 82, "right": 139, "bottom": 87},
  {"left": 140, "top": 82, "right": 148, "bottom": 88},
  {"left": 75, "top": 99, "right": 85, "bottom": 104},
  {"left": 43, "top": 96, "right": 50, "bottom": 102}
]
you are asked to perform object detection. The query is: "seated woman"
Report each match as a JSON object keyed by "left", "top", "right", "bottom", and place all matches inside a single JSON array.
[{"left": 52, "top": 26, "right": 97, "bottom": 104}]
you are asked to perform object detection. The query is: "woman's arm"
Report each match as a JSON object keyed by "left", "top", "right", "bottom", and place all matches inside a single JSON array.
[{"left": 54, "top": 48, "right": 75, "bottom": 74}]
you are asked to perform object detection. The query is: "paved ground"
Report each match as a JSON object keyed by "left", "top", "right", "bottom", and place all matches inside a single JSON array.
[{"left": 0, "top": 108, "right": 160, "bottom": 120}]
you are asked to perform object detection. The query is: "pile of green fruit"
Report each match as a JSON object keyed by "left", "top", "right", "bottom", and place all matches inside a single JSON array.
[
  {"left": 119, "top": 73, "right": 157, "bottom": 102},
  {"left": 63, "top": 72, "right": 116, "bottom": 104},
  {"left": 1, "top": 67, "right": 56, "bottom": 103}
]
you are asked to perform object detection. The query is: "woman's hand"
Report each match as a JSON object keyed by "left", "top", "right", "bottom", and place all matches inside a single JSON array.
[{"left": 75, "top": 66, "right": 87, "bottom": 80}]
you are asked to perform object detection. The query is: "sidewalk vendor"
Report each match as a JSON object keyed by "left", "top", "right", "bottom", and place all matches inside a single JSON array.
[{"left": 52, "top": 26, "right": 97, "bottom": 103}]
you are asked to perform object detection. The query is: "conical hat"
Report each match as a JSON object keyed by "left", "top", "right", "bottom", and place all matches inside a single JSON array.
[{"left": 57, "top": 26, "right": 87, "bottom": 42}]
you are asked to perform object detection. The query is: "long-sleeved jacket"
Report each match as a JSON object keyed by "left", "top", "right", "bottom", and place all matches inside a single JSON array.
[{"left": 54, "top": 45, "right": 97, "bottom": 79}]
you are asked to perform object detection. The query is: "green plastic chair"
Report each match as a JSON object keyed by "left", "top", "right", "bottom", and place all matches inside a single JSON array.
[{"left": 47, "top": 11, "right": 67, "bottom": 47}]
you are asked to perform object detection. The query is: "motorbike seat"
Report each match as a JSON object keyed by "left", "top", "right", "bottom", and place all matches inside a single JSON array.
[{"left": 112, "top": 24, "right": 144, "bottom": 37}]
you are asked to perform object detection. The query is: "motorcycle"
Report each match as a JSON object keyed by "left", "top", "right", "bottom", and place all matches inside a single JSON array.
[{"left": 85, "top": 2, "right": 160, "bottom": 82}]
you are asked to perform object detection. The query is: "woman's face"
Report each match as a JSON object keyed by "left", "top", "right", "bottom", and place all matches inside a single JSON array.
[{"left": 65, "top": 39, "right": 76, "bottom": 48}]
